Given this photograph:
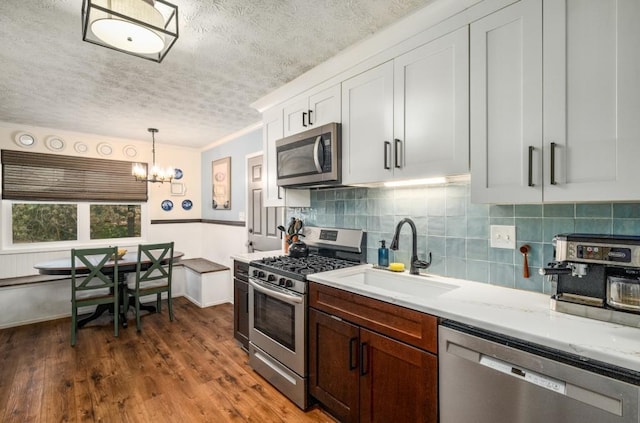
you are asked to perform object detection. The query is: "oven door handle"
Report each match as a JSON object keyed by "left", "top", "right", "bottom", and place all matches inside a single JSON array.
[{"left": 249, "top": 278, "right": 303, "bottom": 305}]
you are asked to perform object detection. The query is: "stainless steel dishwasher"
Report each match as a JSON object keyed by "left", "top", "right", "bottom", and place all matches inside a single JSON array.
[{"left": 439, "top": 321, "right": 640, "bottom": 423}]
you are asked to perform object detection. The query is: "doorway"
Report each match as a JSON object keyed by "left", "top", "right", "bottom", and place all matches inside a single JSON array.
[{"left": 247, "top": 154, "right": 283, "bottom": 252}]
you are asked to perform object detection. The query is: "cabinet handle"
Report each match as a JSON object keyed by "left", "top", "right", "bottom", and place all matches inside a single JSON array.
[
  {"left": 360, "top": 342, "right": 369, "bottom": 376},
  {"left": 550, "top": 142, "right": 557, "bottom": 185},
  {"left": 348, "top": 337, "right": 358, "bottom": 370},
  {"left": 384, "top": 141, "right": 391, "bottom": 170},
  {"left": 302, "top": 112, "right": 308, "bottom": 127},
  {"left": 528, "top": 146, "right": 534, "bottom": 187},
  {"left": 277, "top": 186, "right": 283, "bottom": 200},
  {"left": 308, "top": 109, "right": 313, "bottom": 125},
  {"left": 245, "top": 291, "right": 249, "bottom": 312},
  {"left": 394, "top": 138, "right": 402, "bottom": 168}
]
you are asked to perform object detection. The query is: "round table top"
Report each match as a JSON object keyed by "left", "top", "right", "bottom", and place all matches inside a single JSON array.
[{"left": 34, "top": 251, "right": 184, "bottom": 275}]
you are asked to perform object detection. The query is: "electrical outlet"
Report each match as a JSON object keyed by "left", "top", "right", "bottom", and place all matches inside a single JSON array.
[{"left": 490, "top": 225, "right": 516, "bottom": 249}]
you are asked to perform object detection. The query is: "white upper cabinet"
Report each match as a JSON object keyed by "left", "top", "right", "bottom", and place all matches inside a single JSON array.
[
  {"left": 262, "top": 107, "right": 310, "bottom": 207},
  {"left": 471, "top": 0, "right": 640, "bottom": 203},
  {"left": 342, "top": 27, "right": 470, "bottom": 185},
  {"left": 543, "top": 0, "right": 640, "bottom": 202},
  {"left": 283, "top": 84, "right": 341, "bottom": 137},
  {"left": 470, "top": 0, "right": 543, "bottom": 204},
  {"left": 341, "top": 61, "right": 395, "bottom": 185},
  {"left": 394, "top": 26, "right": 469, "bottom": 181}
]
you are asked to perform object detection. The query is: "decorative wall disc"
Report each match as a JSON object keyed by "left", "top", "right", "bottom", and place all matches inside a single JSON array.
[
  {"left": 45, "top": 136, "right": 65, "bottom": 151},
  {"left": 74, "top": 142, "right": 89, "bottom": 154},
  {"left": 123, "top": 145, "right": 138, "bottom": 158},
  {"left": 14, "top": 132, "right": 36, "bottom": 148},
  {"left": 97, "top": 142, "right": 113, "bottom": 156}
]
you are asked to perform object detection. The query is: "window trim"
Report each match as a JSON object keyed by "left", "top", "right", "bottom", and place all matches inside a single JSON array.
[{"left": 2, "top": 200, "right": 149, "bottom": 252}]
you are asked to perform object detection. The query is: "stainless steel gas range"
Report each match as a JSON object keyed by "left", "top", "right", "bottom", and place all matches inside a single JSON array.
[{"left": 248, "top": 226, "right": 367, "bottom": 409}]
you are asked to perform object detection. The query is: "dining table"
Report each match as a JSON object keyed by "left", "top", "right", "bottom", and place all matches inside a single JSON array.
[{"left": 34, "top": 250, "right": 183, "bottom": 328}]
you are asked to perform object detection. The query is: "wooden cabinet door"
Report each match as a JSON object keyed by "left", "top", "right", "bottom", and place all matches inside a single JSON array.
[
  {"left": 233, "top": 278, "right": 249, "bottom": 350},
  {"left": 341, "top": 61, "right": 394, "bottom": 185},
  {"left": 394, "top": 26, "right": 469, "bottom": 180},
  {"left": 359, "top": 328, "right": 438, "bottom": 423},
  {"left": 470, "top": 0, "right": 543, "bottom": 203},
  {"left": 309, "top": 308, "right": 360, "bottom": 423},
  {"left": 543, "top": 0, "right": 640, "bottom": 202}
]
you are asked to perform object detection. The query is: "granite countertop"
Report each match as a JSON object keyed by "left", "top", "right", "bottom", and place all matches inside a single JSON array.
[
  {"left": 230, "top": 250, "right": 283, "bottom": 264},
  {"left": 308, "top": 264, "right": 640, "bottom": 374}
]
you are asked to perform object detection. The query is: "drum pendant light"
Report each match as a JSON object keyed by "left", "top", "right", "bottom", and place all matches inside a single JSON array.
[{"left": 81, "top": 0, "right": 178, "bottom": 63}]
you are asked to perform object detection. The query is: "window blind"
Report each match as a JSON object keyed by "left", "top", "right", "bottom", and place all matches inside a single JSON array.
[{"left": 2, "top": 150, "right": 148, "bottom": 202}]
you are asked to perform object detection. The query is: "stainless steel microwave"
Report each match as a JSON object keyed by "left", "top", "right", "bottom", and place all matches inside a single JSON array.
[{"left": 276, "top": 122, "right": 341, "bottom": 188}]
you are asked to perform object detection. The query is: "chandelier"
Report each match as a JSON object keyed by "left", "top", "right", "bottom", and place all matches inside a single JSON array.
[
  {"left": 133, "top": 128, "right": 174, "bottom": 183},
  {"left": 81, "top": 0, "right": 179, "bottom": 63}
]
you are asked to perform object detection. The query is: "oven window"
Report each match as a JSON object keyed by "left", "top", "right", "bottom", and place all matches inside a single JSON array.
[{"left": 253, "top": 290, "right": 296, "bottom": 351}]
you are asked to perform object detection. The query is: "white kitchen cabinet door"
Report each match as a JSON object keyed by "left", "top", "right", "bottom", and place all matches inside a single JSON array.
[
  {"left": 263, "top": 107, "right": 285, "bottom": 206},
  {"left": 262, "top": 107, "right": 310, "bottom": 207},
  {"left": 282, "top": 97, "right": 309, "bottom": 137},
  {"left": 283, "top": 85, "right": 341, "bottom": 137},
  {"left": 543, "top": 0, "right": 640, "bottom": 202},
  {"left": 341, "top": 61, "right": 394, "bottom": 185},
  {"left": 470, "top": 0, "right": 543, "bottom": 204},
  {"left": 308, "top": 84, "right": 341, "bottom": 128},
  {"left": 394, "top": 26, "right": 469, "bottom": 180}
]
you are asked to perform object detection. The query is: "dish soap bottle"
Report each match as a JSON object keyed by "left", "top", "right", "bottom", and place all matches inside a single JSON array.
[{"left": 378, "top": 240, "right": 389, "bottom": 267}]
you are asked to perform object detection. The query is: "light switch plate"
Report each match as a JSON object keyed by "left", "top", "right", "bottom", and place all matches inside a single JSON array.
[{"left": 490, "top": 225, "right": 516, "bottom": 249}]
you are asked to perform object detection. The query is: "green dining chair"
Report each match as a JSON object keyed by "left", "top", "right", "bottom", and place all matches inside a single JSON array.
[
  {"left": 127, "top": 242, "right": 175, "bottom": 331},
  {"left": 71, "top": 246, "right": 119, "bottom": 346}
]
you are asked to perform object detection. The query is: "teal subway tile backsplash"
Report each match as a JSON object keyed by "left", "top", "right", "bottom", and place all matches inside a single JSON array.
[{"left": 296, "top": 181, "right": 640, "bottom": 295}]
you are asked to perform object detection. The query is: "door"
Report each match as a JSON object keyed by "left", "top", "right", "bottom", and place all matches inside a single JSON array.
[
  {"left": 470, "top": 0, "right": 543, "bottom": 203},
  {"left": 543, "top": 0, "right": 640, "bottom": 202},
  {"left": 309, "top": 308, "right": 360, "bottom": 423},
  {"left": 394, "top": 26, "right": 470, "bottom": 180},
  {"left": 247, "top": 154, "right": 283, "bottom": 252},
  {"left": 283, "top": 85, "right": 340, "bottom": 137},
  {"left": 359, "top": 328, "right": 438, "bottom": 423},
  {"left": 341, "top": 61, "right": 394, "bottom": 185}
]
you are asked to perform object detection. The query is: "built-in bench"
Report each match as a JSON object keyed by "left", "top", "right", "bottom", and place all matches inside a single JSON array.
[
  {"left": 181, "top": 258, "right": 231, "bottom": 308},
  {"left": 0, "top": 274, "right": 69, "bottom": 289}
]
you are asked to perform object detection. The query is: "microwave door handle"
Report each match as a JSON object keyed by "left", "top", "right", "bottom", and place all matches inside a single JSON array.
[
  {"left": 313, "top": 135, "right": 324, "bottom": 173},
  {"left": 249, "top": 279, "right": 303, "bottom": 305}
]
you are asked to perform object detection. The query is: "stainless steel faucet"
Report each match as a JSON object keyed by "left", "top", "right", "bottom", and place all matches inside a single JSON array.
[{"left": 390, "top": 217, "right": 432, "bottom": 275}]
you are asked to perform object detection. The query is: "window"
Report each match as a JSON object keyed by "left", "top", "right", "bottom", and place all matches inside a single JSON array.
[
  {"left": 12, "top": 203, "right": 77, "bottom": 243},
  {"left": 7, "top": 202, "right": 145, "bottom": 247},
  {"left": 90, "top": 204, "right": 141, "bottom": 240},
  {"left": 2, "top": 150, "right": 148, "bottom": 248}
]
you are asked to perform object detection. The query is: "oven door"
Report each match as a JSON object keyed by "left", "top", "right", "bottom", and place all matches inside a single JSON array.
[{"left": 248, "top": 277, "right": 306, "bottom": 376}]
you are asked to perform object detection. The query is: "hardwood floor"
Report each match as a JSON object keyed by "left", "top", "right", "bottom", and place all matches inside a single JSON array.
[{"left": 0, "top": 297, "right": 336, "bottom": 423}]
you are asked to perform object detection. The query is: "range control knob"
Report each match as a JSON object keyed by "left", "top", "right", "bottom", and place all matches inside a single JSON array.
[
  {"left": 252, "top": 269, "right": 259, "bottom": 277},
  {"left": 285, "top": 280, "right": 294, "bottom": 288},
  {"left": 278, "top": 277, "right": 286, "bottom": 286},
  {"left": 267, "top": 274, "right": 276, "bottom": 282},
  {"left": 258, "top": 271, "right": 265, "bottom": 279}
]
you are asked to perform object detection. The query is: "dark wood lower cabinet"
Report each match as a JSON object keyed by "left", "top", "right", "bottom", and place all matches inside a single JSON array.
[
  {"left": 359, "top": 328, "right": 437, "bottom": 423},
  {"left": 309, "top": 307, "right": 360, "bottom": 423},
  {"left": 233, "top": 260, "right": 249, "bottom": 351},
  {"left": 309, "top": 307, "right": 438, "bottom": 423}
]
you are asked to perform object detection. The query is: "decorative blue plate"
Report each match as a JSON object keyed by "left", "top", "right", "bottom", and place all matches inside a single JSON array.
[
  {"left": 174, "top": 168, "right": 184, "bottom": 180},
  {"left": 161, "top": 199, "right": 173, "bottom": 211},
  {"left": 182, "top": 199, "right": 193, "bottom": 210}
]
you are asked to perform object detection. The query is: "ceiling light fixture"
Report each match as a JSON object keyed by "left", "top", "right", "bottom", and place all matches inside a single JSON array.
[
  {"left": 133, "top": 128, "right": 174, "bottom": 183},
  {"left": 81, "top": 0, "right": 179, "bottom": 63}
]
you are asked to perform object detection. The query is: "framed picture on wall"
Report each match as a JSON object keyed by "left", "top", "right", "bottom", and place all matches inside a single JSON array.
[{"left": 212, "top": 156, "right": 231, "bottom": 209}]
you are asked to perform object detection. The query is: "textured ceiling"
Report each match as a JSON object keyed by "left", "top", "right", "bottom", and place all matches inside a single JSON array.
[{"left": 0, "top": 0, "right": 432, "bottom": 148}]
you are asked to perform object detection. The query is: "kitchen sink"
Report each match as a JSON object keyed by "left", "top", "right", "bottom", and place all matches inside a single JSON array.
[{"left": 335, "top": 267, "right": 458, "bottom": 298}]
